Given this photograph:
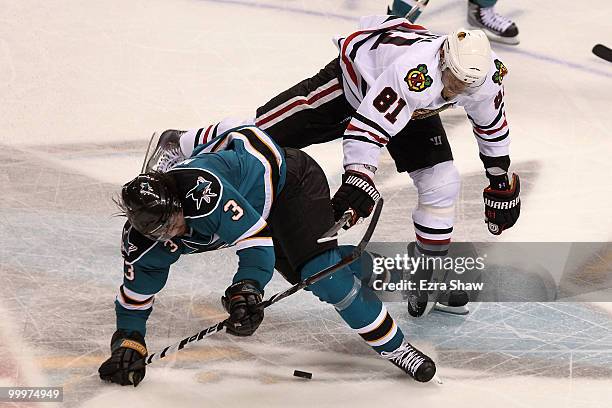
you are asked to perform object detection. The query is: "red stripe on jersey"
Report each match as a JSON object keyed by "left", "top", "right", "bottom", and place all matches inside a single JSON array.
[
  {"left": 346, "top": 123, "right": 389, "bottom": 144},
  {"left": 341, "top": 22, "right": 427, "bottom": 87},
  {"left": 255, "top": 83, "right": 342, "bottom": 127},
  {"left": 202, "top": 125, "right": 213, "bottom": 144},
  {"left": 474, "top": 117, "right": 508, "bottom": 136},
  {"left": 416, "top": 233, "right": 451, "bottom": 245}
]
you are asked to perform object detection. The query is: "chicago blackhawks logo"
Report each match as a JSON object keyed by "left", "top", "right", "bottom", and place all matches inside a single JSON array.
[
  {"left": 405, "top": 64, "right": 433, "bottom": 92},
  {"left": 492, "top": 59, "right": 508, "bottom": 85}
]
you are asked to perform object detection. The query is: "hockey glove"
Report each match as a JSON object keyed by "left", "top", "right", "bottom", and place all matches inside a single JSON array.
[
  {"left": 331, "top": 171, "right": 381, "bottom": 227},
  {"left": 222, "top": 280, "right": 264, "bottom": 337},
  {"left": 483, "top": 172, "right": 521, "bottom": 235},
  {"left": 98, "top": 330, "right": 147, "bottom": 387}
]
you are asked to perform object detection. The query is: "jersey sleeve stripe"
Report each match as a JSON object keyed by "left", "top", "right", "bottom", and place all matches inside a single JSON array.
[
  {"left": 121, "top": 285, "right": 155, "bottom": 302},
  {"left": 117, "top": 286, "right": 155, "bottom": 310},
  {"left": 345, "top": 124, "right": 389, "bottom": 145},
  {"left": 343, "top": 135, "right": 385, "bottom": 148},
  {"left": 233, "top": 218, "right": 268, "bottom": 245},
  {"left": 353, "top": 112, "right": 391, "bottom": 138},
  {"left": 473, "top": 117, "right": 508, "bottom": 136},
  {"left": 235, "top": 237, "right": 274, "bottom": 251},
  {"left": 232, "top": 128, "right": 283, "bottom": 218},
  {"left": 473, "top": 130, "right": 509, "bottom": 143},
  {"left": 468, "top": 103, "right": 505, "bottom": 129}
]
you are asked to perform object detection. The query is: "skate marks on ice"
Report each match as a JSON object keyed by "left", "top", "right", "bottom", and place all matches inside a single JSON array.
[{"left": 2, "top": 144, "right": 611, "bottom": 407}]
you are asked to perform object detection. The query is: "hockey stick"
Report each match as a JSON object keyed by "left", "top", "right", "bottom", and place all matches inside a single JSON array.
[
  {"left": 592, "top": 44, "right": 612, "bottom": 63},
  {"left": 317, "top": 209, "right": 356, "bottom": 243},
  {"left": 136, "top": 198, "right": 384, "bottom": 368},
  {"left": 140, "top": 132, "right": 159, "bottom": 173},
  {"left": 405, "top": 0, "right": 430, "bottom": 23}
]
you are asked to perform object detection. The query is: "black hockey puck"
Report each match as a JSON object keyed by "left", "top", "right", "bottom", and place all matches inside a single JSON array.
[{"left": 293, "top": 370, "right": 312, "bottom": 379}]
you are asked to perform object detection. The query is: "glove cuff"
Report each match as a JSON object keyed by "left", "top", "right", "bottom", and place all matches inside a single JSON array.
[
  {"left": 486, "top": 171, "right": 510, "bottom": 191},
  {"left": 222, "top": 280, "right": 263, "bottom": 312},
  {"left": 111, "top": 330, "right": 147, "bottom": 356},
  {"left": 344, "top": 172, "right": 381, "bottom": 201},
  {"left": 345, "top": 164, "right": 376, "bottom": 180}
]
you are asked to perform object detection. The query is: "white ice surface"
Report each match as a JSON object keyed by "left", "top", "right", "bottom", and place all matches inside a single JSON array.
[{"left": 1, "top": 0, "right": 611, "bottom": 407}]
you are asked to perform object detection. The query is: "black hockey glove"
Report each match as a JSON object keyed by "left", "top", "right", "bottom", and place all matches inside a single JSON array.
[
  {"left": 222, "top": 280, "right": 264, "bottom": 337},
  {"left": 331, "top": 171, "right": 381, "bottom": 227},
  {"left": 483, "top": 172, "right": 521, "bottom": 235},
  {"left": 98, "top": 330, "right": 147, "bottom": 387}
]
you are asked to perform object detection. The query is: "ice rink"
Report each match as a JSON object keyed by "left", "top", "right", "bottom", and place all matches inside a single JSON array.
[{"left": 1, "top": 0, "right": 611, "bottom": 406}]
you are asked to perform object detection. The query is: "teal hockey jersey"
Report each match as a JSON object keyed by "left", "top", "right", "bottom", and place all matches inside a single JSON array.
[{"left": 116, "top": 126, "right": 286, "bottom": 336}]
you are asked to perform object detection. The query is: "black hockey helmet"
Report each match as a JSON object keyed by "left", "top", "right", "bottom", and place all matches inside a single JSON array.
[{"left": 119, "top": 172, "right": 182, "bottom": 241}]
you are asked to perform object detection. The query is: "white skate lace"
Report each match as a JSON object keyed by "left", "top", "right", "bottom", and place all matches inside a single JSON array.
[
  {"left": 479, "top": 7, "right": 513, "bottom": 32},
  {"left": 381, "top": 343, "right": 425, "bottom": 375},
  {"left": 151, "top": 145, "right": 184, "bottom": 172}
]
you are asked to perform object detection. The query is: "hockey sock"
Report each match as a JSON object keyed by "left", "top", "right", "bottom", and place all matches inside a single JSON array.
[
  {"left": 469, "top": 0, "right": 497, "bottom": 8},
  {"left": 301, "top": 250, "right": 404, "bottom": 354}
]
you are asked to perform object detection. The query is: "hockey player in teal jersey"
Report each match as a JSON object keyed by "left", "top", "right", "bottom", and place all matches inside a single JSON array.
[{"left": 98, "top": 125, "right": 436, "bottom": 387}]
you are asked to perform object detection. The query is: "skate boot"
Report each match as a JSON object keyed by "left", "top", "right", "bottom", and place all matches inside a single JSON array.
[
  {"left": 406, "top": 242, "right": 438, "bottom": 318},
  {"left": 467, "top": 2, "right": 519, "bottom": 45},
  {"left": 143, "top": 130, "right": 186, "bottom": 173},
  {"left": 434, "top": 290, "right": 470, "bottom": 315},
  {"left": 381, "top": 341, "right": 436, "bottom": 382}
]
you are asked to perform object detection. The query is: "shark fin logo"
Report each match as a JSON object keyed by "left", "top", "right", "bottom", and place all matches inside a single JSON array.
[{"left": 186, "top": 176, "right": 219, "bottom": 210}]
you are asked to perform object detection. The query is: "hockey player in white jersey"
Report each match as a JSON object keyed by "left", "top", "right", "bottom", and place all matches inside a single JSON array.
[{"left": 151, "top": 16, "right": 521, "bottom": 317}]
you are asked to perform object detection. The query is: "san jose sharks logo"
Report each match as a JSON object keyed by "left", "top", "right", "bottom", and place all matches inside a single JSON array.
[
  {"left": 405, "top": 64, "right": 433, "bottom": 92},
  {"left": 121, "top": 226, "right": 138, "bottom": 256},
  {"left": 492, "top": 59, "right": 508, "bottom": 85},
  {"left": 140, "top": 181, "right": 159, "bottom": 199},
  {"left": 173, "top": 168, "right": 223, "bottom": 217},
  {"left": 186, "top": 176, "right": 219, "bottom": 210}
]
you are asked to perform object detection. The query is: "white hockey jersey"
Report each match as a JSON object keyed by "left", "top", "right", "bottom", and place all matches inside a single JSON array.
[{"left": 338, "top": 15, "right": 511, "bottom": 171}]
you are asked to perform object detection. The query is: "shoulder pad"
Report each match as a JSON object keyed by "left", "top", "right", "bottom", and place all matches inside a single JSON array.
[{"left": 170, "top": 168, "right": 224, "bottom": 218}]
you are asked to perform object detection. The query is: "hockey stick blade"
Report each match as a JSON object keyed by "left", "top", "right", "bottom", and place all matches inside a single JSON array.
[
  {"left": 592, "top": 44, "right": 612, "bottom": 63},
  {"left": 317, "top": 209, "right": 355, "bottom": 243},
  {"left": 141, "top": 198, "right": 383, "bottom": 367},
  {"left": 141, "top": 131, "right": 160, "bottom": 173}
]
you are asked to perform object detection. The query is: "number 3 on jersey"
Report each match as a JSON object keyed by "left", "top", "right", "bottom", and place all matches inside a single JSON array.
[
  {"left": 224, "top": 199, "right": 244, "bottom": 221},
  {"left": 373, "top": 87, "right": 406, "bottom": 124}
]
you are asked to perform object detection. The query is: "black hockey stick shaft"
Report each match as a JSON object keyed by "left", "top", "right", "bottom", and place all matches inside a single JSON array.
[
  {"left": 405, "top": 0, "right": 429, "bottom": 22},
  {"left": 592, "top": 44, "right": 612, "bottom": 63},
  {"left": 140, "top": 198, "right": 384, "bottom": 367},
  {"left": 261, "top": 198, "right": 383, "bottom": 308}
]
